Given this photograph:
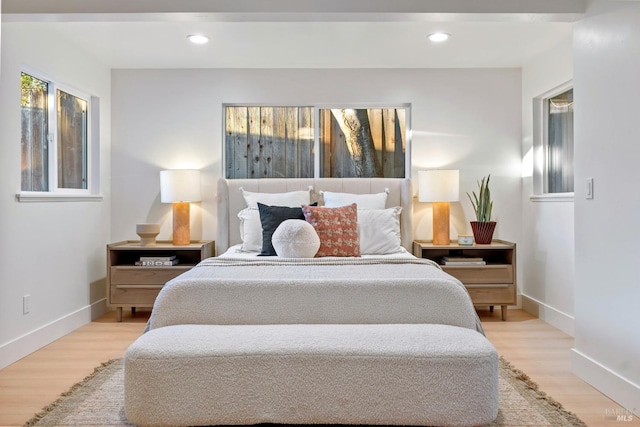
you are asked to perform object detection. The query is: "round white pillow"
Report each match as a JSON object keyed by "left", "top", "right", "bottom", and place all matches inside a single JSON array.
[{"left": 271, "top": 219, "right": 320, "bottom": 258}]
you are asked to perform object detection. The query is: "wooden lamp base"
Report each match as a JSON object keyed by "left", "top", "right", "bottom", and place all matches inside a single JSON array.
[
  {"left": 432, "top": 202, "right": 451, "bottom": 245},
  {"left": 172, "top": 202, "right": 191, "bottom": 245}
]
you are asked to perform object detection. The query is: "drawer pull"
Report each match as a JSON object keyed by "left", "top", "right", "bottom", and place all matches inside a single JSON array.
[{"left": 115, "top": 285, "right": 164, "bottom": 290}]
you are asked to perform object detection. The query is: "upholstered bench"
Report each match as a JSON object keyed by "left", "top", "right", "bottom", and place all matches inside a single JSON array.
[{"left": 124, "top": 323, "right": 498, "bottom": 427}]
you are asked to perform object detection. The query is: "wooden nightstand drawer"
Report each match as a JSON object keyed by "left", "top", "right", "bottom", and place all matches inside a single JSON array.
[
  {"left": 110, "top": 266, "right": 190, "bottom": 285},
  {"left": 466, "top": 284, "right": 516, "bottom": 304},
  {"left": 110, "top": 285, "right": 163, "bottom": 305},
  {"left": 443, "top": 265, "right": 513, "bottom": 284}
]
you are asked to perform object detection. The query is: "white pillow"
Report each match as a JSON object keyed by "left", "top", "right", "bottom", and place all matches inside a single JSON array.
[
  {"left": 357, "top": 207, "right": 403, "bottom": 255},
  {"left": 237, "top": 208, "right": 262, "bottom": 252},
  {"left": 241, "top": 188, "right": 311, "bottom": 209},
  {"left": 271, "top": 219, "right": 320, "bottom": 258},
  {"left": 321, "top": 190, "right": 388, "bottom": 209}
]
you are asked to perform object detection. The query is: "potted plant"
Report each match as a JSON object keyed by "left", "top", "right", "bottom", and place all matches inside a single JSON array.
[{"left": 467, "top": 175, "right": 496, "bottom": 244}]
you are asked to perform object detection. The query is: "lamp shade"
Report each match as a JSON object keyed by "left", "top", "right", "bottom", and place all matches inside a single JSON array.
[
  {"left": 418, "top": 170, "right": 459, "bottom": 202},
  {"left": 160, "top": 169, "right": 202, "bottom": 203}
]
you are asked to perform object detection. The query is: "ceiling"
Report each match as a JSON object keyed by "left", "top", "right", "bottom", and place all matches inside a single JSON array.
[{"left": 2, "top": 0, "right": 583, "bottom": 69}]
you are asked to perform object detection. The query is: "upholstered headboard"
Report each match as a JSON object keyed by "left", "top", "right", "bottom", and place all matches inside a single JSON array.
[{"left": 216, "top": 178, "right": 413, "bottom": 255}]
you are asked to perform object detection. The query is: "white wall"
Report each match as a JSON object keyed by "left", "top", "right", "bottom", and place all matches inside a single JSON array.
[
  {"left": 0, "top": 1, "right": 2, "bottom": 82},
  {"left": 111, "top": 68, "right": 523, "bottom": 256},
  {"left": 0, "top": 23, "right": 111, "bottom": 369},
  {"left": 520, "top": 33, "right": 576, "bottom": 335},
  {"left": 573, "top": 1, "right": 640, "bottom": 413}
]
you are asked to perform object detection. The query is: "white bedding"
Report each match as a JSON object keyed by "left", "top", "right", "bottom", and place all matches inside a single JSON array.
[
  {"left": 147, "top": 178, "right": 483, "bottom": 334},
  {"left": 148, "top": 252, "right": 484, "bottom": 334}
]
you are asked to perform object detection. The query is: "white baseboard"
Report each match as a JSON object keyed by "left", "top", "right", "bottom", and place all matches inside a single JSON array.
[
  {"left": 521, "top": 293, "right": 574, "bottom": 336},
  {"left": 572, "top": 348, "right": 640, "bottom": 417},
  {"left": 0, "top": 298, "right": 108, "bottom": 370}
]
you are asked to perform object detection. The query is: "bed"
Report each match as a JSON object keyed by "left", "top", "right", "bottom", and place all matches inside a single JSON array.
[{"left": 124, "top": 178, "right": 499, "bottom": 427}]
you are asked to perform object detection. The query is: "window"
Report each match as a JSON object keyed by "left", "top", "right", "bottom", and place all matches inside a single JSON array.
[
  {"left": 319, "top": 108, "right": 406, "bottom": 178},
  {"left": 57, "top": 90, "right": 88, "bottom": 189},
  {"left": 21, "top": 73, "right": 49, "bottom": 191},
  {"left": 20, "top": 71, "right": 97, "bottom": 199},
  {"left": 225, "top": 106, "right": 314, "bottom": 179},
  {"left": 532, "top": 82, "right": 574, "bottom": 198},
  {"left": 546, "top": 88, "right": 574, "bottom": 193},
  {"left": 224, "top": 105, "right": 409, "bottom": 179}
]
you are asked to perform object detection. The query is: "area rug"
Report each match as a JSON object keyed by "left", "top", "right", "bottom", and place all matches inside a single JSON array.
[{"left": 24, "top": 357, "right": 587, "bottom": 427}]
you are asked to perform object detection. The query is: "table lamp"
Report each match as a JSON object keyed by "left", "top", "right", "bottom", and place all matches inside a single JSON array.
[
  {"left": 419, "top": 170, "right": 459, "bottom": 245},
  {"left": 160, "top": 169, "right": 202, "bottom": 245}
]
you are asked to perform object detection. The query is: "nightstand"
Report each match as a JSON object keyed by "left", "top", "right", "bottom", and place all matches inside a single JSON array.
[
  {"left": 107, "top": 240, "right": 214, "bottom": 321},
  {"left": 413, "top": 239, "right": 516, "bottom": 320}
]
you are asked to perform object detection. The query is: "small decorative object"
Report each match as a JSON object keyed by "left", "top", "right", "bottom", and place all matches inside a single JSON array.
[
  {"left": 136, "top": 223, "right": 161, "bottom": 246},
  {"left": 271, "top": 219, "right": 320, "bottom": 258},
  {"left": 458, "top": 235, "right": 474, "bottom": 246},
  {"left": 467, "top": 174, "right": 496, "bottom": 244}
]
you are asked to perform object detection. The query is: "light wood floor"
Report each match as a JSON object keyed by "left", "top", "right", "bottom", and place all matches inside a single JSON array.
[{"left": 0, "top": 308, "right": 637, "bottom": 427}]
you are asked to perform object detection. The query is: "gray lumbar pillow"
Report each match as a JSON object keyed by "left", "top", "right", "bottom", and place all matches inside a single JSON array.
[{"left": 272, "top": 219, "right": 320, "bottom": 258}]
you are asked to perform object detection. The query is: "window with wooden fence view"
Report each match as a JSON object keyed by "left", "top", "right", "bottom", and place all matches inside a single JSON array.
[
  {"left": 21, "top": 72, "right": 88, "bottom": 192},
  {"left": 225, "top": 106, "right": 407, "bottom": 179},
  {"left": 57, "top": 91, "right": 88, "bottom": 189},
  {"left": 21, "top": 73, "right": 49, "bottom": 191},
  {"left": 546, "top": 89, "right": 573, "bottom": 193}
]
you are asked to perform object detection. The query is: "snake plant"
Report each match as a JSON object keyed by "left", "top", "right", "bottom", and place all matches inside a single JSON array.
[{"left": 467, "top": 175, "right": 493, "bottom": 222}]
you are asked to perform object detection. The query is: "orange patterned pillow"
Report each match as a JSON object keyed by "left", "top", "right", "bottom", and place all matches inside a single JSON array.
[{"left": 302, "top": 203, "right": 361, "bottom": 257}]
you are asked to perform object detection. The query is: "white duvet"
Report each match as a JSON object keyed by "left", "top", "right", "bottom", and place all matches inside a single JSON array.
[{"left": 148, "top": 248, "right": 483, "bottom": 334}]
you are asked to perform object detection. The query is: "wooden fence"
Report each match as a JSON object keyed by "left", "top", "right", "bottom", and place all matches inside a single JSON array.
[
  {"left": 225, "top": 106, "right": 406, "bottom": 179},
  {"left": 320, "top": 108, "right": 405, "bottom": 178},
  {"left": 57, "top": 91, "right": 87, "bottom": 189},
  {"left": 21, "top": 88, "right": 48, "bottom": 192},
  {"left": 225, "top": 106, "right": 314, "bottom": 179},
  {"left": 21, "top": 106, "right": 48, "bottom": 191},
  {"left": 21, "top": 91, "right": 87, "bottom": 191}
]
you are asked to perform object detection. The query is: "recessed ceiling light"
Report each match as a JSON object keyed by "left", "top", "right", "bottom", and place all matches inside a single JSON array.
[
  {"left": 187, "top": 34, "right": 209, "bottom": 45},
  {"left": 428, "top": 32, "right": 450, "bottom": 43}
]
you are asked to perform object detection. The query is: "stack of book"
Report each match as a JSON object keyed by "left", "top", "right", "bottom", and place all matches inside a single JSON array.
[
  {"left": 441, "top": 256, "right": 486, "bottom": 266},
  {"left": 135, "top": 255, "right": 179, "bottom": 266}
]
